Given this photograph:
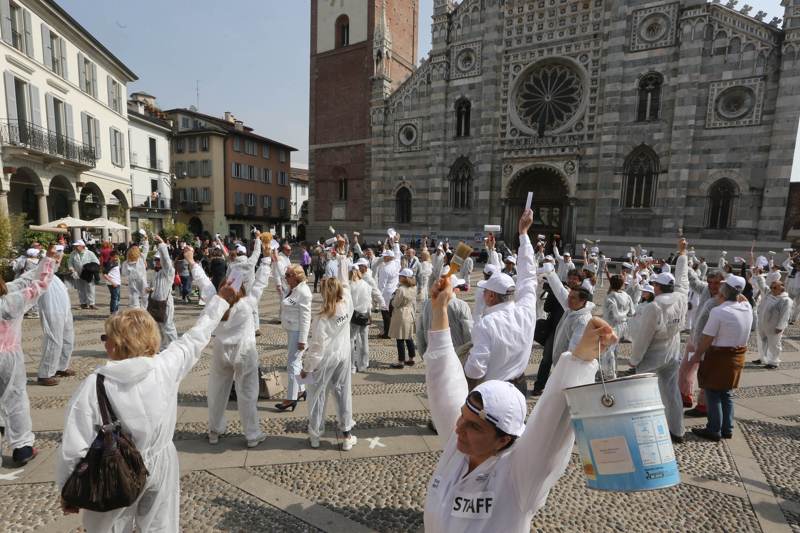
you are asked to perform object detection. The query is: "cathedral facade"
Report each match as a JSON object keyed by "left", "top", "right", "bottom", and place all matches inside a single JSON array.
[{"left": 308, "top": 0, "right": 800, "bottom": 255}]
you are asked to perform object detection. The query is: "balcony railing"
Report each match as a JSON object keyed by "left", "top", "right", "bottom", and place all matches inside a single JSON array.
[
  {"left": 0, "top": 119, "right": 96, "bottom": 167},
  {"left": 132, "top": 193, "right": 172, "bottom": 211},
  {"left": 179, "top": 200, "right": 201, "bottom": 213}
]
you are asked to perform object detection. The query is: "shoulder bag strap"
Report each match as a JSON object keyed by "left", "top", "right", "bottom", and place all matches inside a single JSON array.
[{"left": 95, "top": 374, "right": 119, "bottom": 426}]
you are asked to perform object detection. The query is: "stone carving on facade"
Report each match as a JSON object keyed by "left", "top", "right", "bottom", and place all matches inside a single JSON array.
[
  {"left": 630, "top": 2, "right": 680, "bottom": 52},
  {"left": 705, "top": 77, "right": 765, "bottom": 128},
  {"left": 503, "top": 0, "right": 604, "bottom": 50},
  {"left": 394, "top": 118, "right": 423, "bottom": 152},
  {"left": 450, "top": 41, "right": 482, "bottom": 79},
  {"left": 563, "top": 160, "right": 576, "bottom": 176}
]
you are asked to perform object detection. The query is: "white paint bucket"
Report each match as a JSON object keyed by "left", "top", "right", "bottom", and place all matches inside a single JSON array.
[{"left": 565, "top": 373, "right": 680, "bottom": 492}]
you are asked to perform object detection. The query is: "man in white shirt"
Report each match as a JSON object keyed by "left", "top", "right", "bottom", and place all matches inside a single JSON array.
[
  {"left": 463, "top": 210, "right": 537, "bottom": 395},
  {"left": 552, "top": 245, "right": 575, "bottom": 283},
  {"left": 377, "top": 239, "right": 401, "bottom": 338},
  {"left": 690, "top": 275, "right": 752, "bottom": 441}
]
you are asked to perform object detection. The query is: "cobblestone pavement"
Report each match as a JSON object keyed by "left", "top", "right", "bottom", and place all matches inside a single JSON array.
[{"left": 1, "top": 272, "right": 799, "bottom": 532}]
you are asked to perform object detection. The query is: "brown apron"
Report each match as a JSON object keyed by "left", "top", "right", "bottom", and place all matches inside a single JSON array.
[{"left": 698, "top": 345, "right": 747, "bottom": 391}]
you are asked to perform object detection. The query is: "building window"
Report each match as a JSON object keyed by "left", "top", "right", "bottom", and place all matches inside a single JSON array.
[
  {"left": 263, "top": 195, "right": 272, "bottom": 212},
  {"left": 188, "top": 137, "right": 197, "bottom": 152},
  {"left": 9, "top": 4, "right": 33, "bottom": 58},
  {"left": 246, "top": 193, "right": 257, "bottom": 207},
  {"left": 706, "top": 178, "right": 738, "bottom": 230},
  {"left": 455, "top": 98, "right": 471, "bottom": 137},
  {"left": 263, "top": 144, "right": 270, "bottom": 158},
  {"left": 175, "top": 161, "right": 186, "bottom": 177},
  {"left": 338, "top": 178, "right": 347, "bottom": 200},
  {"left": 636, "top": 73, "right": 663, "bottom": 122},
  {"left": 107, "top": 76, "right": 122, "bottom": 113},
  {"left": 201, "top": 159, "right": 211, "bottom": 177},
  {"left": 279, "top": 149, "right": 286, "bottom": 163},
  {"left": 80, "top": 112, "right": 101, "bottom": 159},
  {"left": 200, "top": 135, "right": 209, "bottom": 151},
  {"left": 42, "top": 26, "right": 67, "bottom": 77},
  {"left": 448, "top": 157, "right": 473, "bottom": 209},
  {"left": 181, "top": 117, "right": 189, "bottom": 129},
  {"left": 188, "top": 161, "right": 198, "bottom": 177},
  {"left": 232, "top": 162, "right": 242, "bottom": 178},
  {"left": 244, "top": 139, "right": 257, "bottom": 155},
  {"left": 149, "top": 137, "right": 157, "bottom": 168},
  {"left": 396, "top": 187, "right": 412, "bottom": 224},
  {"left": 233, "top": 137, "right": 241, "bottom": 152},
  {"left": 109, "top": 127, "right": 125, "bottom": 167},
  {"left": 200, "top": 187, "right": 210, "bottom": 203},
  {"left": 178, "top": 189, "right": 187, "bottom": 202},
  {"left": 78, "top": 53, "right": 97, "bottom": 98},
  {"left": 278, "top": 197, "right": 287, "bottom": 212},
  {"left": 279, "top": 171, "right": 288, "bottom": 185},
  {"left": 335, "top": 15, "right": 350, "bottom": 48},
  {"left": 248, "top": 165, "right": 256, "bottom": 180},
  {"left": 622, "top": 145, "right": 659, "bottom": 208},
  {"left": 175, "top": 138, "right": 185, "bottom": 153}
]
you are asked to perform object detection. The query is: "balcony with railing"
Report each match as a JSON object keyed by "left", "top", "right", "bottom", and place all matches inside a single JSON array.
[
  {"left": 132, "top": 193, "right": 172, "bottom": 211},
  {"left": 0, "top": 119, "right": 96, "bottom": 168}
]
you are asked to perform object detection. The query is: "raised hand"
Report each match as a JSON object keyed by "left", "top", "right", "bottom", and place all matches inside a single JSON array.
[
  {"left": 183, "top": 245, "right": 195, "bottom": 266},
  {"left": 573, "top": 317, "right": 618, "bottom": 362},
  {"left": 217, "top": 279, "right": 237, "bottom": 305},
  {"left": 518, "top": 208, "right": 533, "bottom": 235}
]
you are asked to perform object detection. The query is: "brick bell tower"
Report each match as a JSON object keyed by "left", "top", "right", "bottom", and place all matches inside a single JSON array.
[{"left": 308, "top": 0, "right": 418, "bottom": 240}]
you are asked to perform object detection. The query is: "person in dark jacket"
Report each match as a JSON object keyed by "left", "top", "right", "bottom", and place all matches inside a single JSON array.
[
  {"left": 208, "top": 248, "right": 227, "bottom": 290},
  {"left": 531, "top": 280, "right": 566, "bottom": 396}
]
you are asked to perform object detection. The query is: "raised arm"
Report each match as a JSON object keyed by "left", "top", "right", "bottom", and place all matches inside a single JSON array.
[
  {"left": 544, "top": 270, "right": 568, "bottom": 310},
  {"left": 0, "top": 254, "right": 58, "bottom": 318},
  {"left": 515, "top": 209, "right": 538, "bottom": 312},
  {"left": 184, "top": 246, "right": 215, "bottom": 303},
  {"left": 552, "top": 244, "right": 564, "bottom": 264},
  {"left": 249, "top": 258, "right": 272, "bottom": 302},
  {"left": 248, "top": 236, "right": 263, "bottom": 269},
  {"left": 156, "top": 241, "right": 174, "bottom": 276},
  {"left": 674, "top": 240, "right": 689, "bottom": 295}
]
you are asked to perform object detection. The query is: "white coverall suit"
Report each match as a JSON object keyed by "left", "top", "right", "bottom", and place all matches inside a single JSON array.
[
  {"left": 629, "top": 254, "right": 689, "bottom": 438},
  {"left": 753, "top": 274, "right": 793, "bottom": 366},
  {"left": 275, "top": 262, "right": 312, "bottom": 402},
  {"left": 226, "top": 240, "right": 262, "bottom": 331},
  {"left": 543, "top": 270, "right": 594, "bottom": 368},
  {"left": 601, "top": 290, "right": 634, "bottom": 379},
  {"left": 350, "top": 277, "right": 385, "bottom": 372},
  {"left": 56, "top": 295, "right": 229, "bottom": 533},
  {"left": 37, "top": 275, "right": 75, "bottom": 379},
  {"left": 121, "top": 241, "right": 149, "bottom": 309},
  {"left": 69, "top": 249, "right": 99, "bottom": 306},
  {"left": 151, "top": 243, "right": 178, "bottom": 349},
  {"left": 302, "top": 255, "right": 355, "bottom": 439},
  {"left": 0, "top": 257, "right": 56, "bottom": 453},
  {"left": 782, "top": 258, "right": 800, "bottom": 323},
  {"left": 195, "top": 260, "right": 270, "bottom": 443},
  {"left": 423, "top": 328, "right": 598, "bottom": 532}
]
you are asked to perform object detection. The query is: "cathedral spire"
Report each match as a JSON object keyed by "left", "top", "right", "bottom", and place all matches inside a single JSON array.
[{"left": 372, "top": 0, "right": 393, "bottom": 95}]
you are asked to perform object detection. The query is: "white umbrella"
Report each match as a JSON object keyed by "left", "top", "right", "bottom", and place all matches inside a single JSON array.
[
  {"left": 38, "top": 216, "right": 93, "bottom": 229},
  {"left": 86, "top": 217, "right": 129, "bottom": 231}
]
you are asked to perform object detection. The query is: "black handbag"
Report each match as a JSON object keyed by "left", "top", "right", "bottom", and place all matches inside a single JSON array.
[
  {"left": 146, "top": 298, "right": 167, "bottom": 323},
  {"left": 61, "top": 375, "right": 149, "bottom": 512},
  {"left": 533, "top": 317, "right": 551, "bottom": 346},
  {"left": 79, "top": 262, "right": 100, "bottom": 283},
  {"left": 351, "top": 310, "right": 370, "bottom": 327}
]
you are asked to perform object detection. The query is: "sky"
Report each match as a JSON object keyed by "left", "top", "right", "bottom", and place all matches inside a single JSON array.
[{"left": 57, "top": 0, "right": 789, "bottom": 174}]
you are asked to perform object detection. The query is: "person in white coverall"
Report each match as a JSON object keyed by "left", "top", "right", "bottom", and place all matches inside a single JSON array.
[
  {"left": 148, "top": 236, "right": 178, "bottom": 349},
  {"left": 300, "top": 238, "right": 357, "bottom": 450},
  {"left": 56, "top": 279, "right": 237, "bottom": 532},
  {"left": 629, "top": 238, "right": 689, "bottom": 443},
  {"left": 752, "top": 270, "right": 793, "bottom": 369},
  {"left": 226, "top": 238, "right": 263, "bottom": 333},
  {"left": 782, "top": 253, "right": 800, "bottom": 323},
  {"left": 552, "top": 245, "right": 575, "bottom": 283},
  {"left": 378, "top": 238, "right": 402, "bottom": 338},
  {"left": 69, "top": 240, "right": 99, "bottom": 309},
  {"left": 422, "top": 275, "right": 616, "bottom": 532},
  {"left": 274, "top": 257, "right": 312, "bottom": 411},
  {"left": 37, "top": 272, "right": 75, "bottom": 385},
  {"left": 121, "top": 238, "right": 149, "bottom": 308},
  {"left": 417, "top": 250, "right": 433, "bottom": 300},
  {"left": 473, "top": 234, "right": 503, "bottom": 319},
  {"left": 601, "top": 275, "right": 634, "bottom": 379},
  {"left": 191, "top": 246, "right": 271, "bottom": 447},
  {"left": 0, "top": 247, "right": 59, "bottom": 465},
  {"left": 463, "top": 210, "right": 538, "bottom": 395},
  {"left": 541, "top": 268, "right": 595, "bottom": 369},
  {"left": 349, "top": 265, "right": 385, "bottom": 373}
]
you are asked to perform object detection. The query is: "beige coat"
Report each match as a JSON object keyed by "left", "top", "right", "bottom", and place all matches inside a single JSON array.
[{"left": 389, "top": 285, "right": 417, "bottom": 340}]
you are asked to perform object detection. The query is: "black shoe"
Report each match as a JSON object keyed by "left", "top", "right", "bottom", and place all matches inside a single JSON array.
[
  {"left": 404, "top": 359, "right": 416, "bottom": 367},
  {"left": 722, "top": 433, "right": 733, "bottom": 439},
  {"left": 691, "top": 427, "right": 721, "bottom": 442},
  {"left": 670, "top": 433, "right": 684, "bottom": 444},
  {"left": 389, "top": 362, "right": 404, "bottom": 369},
  {"left": 684, "top": 407, "right": 707, "bottom": 417},
  {"left": 752, "top": 359, "right": 763, "bottom": 365},
  {"left": 298, "top": 391, "right": 307, "bottom": 402},
  {"left": 531, "top": 387, "right": 544, "bottom": 397},
  {"left": 764, "top": 364, "right": 778, "bottom": 369},
  {"left": 12, "top": 446, "right": 38, "bottom": 465},
  {"left": 427, "top": 420, "right": 438, "bottom": 434},
  {"left": 274, "top": 401, "right": 297, "bottom": 412}
]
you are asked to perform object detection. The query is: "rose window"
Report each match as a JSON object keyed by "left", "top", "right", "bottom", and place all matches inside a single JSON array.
[
  {"left": 514, "top": 62, "right": 584, "bottom": 137},
  {"left": 715, "top": 86, "right": 755, "bottom": 121},
  {"left": 398, "top": 124, "right": 418, "bottom": 146}
]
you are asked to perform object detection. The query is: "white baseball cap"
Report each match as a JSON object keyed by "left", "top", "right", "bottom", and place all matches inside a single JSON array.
[
  {"left": 642, "top": 283, "right": 655, "bottom": 294},
  {"left": 72, "top": 240, "right": 85, "bottom": 246},
  {"left": 652, "top": 272, "right": 675, "bottom": 286},
  {"left": 356, "top": 258, "right": 370, "bottom": 267},
  {"left": 26, "top": 248, "right": 38, "bottom": 257},
  {"left": 583, "top": 262, "right": 597, "bottom": 273},
  {"left": 544, "top": 255, "right": 554, "bottom": 262},
  {"left": 622, "top": 262, "right": 634, "bottom": 270},
  {"left": 590, "top": 246, "right": 599, "bottom": 254},
  {"left": 538, "top": 262, "right": 555, "bottom": 274},
  {"left": 450, "top": 275, "right": 466, "bottom": 288},
  {"left": 477, "top": 272, "right": 515, "bottom": 295},
  {"left": 381, "top": 250, "right": 394, "bottom": 257},
  {"left": 766, "top": 271, "right": 782, "bottom": 284},
  {"left": 563, "top": 251, "right": 571, "bottom": 257},
  {"left": 350, "top": 264, "right": 359, "bottom": 272},
  {"left": 725, "top": 275, "right": 746, "bottom": 292},
  {"left": 153, "top": 253, "right": 161, "bottom": 260},
  {"left": 55, "top": 244, "right": 64, "bottom": 252},
  {"left": 483, "top": 263, "right": 499, "bottom": 275},
  {"left": 399, "top": 268, "right": 414, "bottom": 277},
  {"left": 236, "top": 244, "right": 247, "bottom": 254},
  {"left": 504, "top": 255, "right": 517, "bottom": 264},
  {"left": 467, "top": 381, "right": 526, "bottom": 437}
]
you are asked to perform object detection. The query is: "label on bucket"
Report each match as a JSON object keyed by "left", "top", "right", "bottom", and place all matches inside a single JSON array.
[{"left": 590, "top": 436, "right": 634, "bottom": 475}]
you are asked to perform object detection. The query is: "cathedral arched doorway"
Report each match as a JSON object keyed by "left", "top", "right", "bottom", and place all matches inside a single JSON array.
[{"left": 503, "top": 166, "right": 571, "bottom": 247}]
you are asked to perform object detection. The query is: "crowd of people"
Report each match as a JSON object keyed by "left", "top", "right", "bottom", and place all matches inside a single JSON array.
[{"left": 0, "top": 212, "right": 798, "bottom": 531}]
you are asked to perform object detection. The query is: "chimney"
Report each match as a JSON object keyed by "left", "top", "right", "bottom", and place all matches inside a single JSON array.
[
  {"left": 224, "top": 112, "right": 235, "bottom": 123},
  {"left": 137, "top": 101, "right": 145, "bottom": 114},
  {"left": 234, "top": 120, "right": 244, "bottom": 131}
]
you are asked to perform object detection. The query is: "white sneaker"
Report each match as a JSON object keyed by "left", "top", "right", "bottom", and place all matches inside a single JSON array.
[
  {"left": 208, "top": 432, "right": 219, "bottom": 445},
  {"left": 247, "top": 433, "right": 267, "bottom": 448},
  {"left": 309, "top": 436, "right": 320, "bottom": 448},
  {"left": 341, "top": 434, "right": 357, "bottom": 451}
]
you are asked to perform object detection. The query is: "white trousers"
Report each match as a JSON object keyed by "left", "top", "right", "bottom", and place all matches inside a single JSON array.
[
  {"left": 655, "top": 360, "right": 684, "bottom": 437},
  {"left": 792, "top": 294, "right": 800, "bottom": 323},
  {"left": 128, "top": 278, "right": 148, "bottom": 309},
  {"left": 285, "top": 330, "right": 305, "bottom": 401},
  {"left": 81, "top": 444, "right": 180, "bottom": 532},
  {"left": 350, "top": 324, "right": 369, "bottom": 372},
  {"left": 757, "top": 331, "right": 783, "bottom": 365},
  {"left": 0, "top": 350, "right": 34, "bottom": 450},
  {"left": 307, "top": 353, "right": 354, "bottom": 439},
  {"left": 38, "top": 309, "right": 75, "bottom": 378},
  {"left": 76, "top": 278, "right": 95, "bottom": 306},
  {"left": 158, "top": 298, "right": 178, "bottom": 350},
  {"left": 207, "top": 347, "right": 263, "bottom": 442}
]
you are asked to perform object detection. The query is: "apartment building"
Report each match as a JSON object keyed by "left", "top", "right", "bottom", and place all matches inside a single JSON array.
[
  {"left": 287, "top": 166, "right": 308, "bottom": 240},
  {"left": 127, "top": 92, "right": 172, "bottom": 234},
  {"left": 164, "top": 108, "right": 295, "bottom": 238},
  {"left": 0, "top": 0, "right": 137, "bottom": 240}
]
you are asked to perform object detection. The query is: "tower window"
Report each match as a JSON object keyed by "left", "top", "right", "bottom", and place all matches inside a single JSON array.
[
  {"left": 637, "top": 73, "right": 663, "bottom": 122},
  {"left": 449, "top": 157, "right": 473, "bottom": 209},
  {"left": 455, "top": 98, "right": 471, "bottom": 137},
  {"left": 622, "top": 145, "right": 659, "bottom": 208},
  {"left": 706, "top": 178, "right": 738, "bottom": 230},
  {"left": 336, "top": 15, "right": 350, "bottom": 48},
  {"left": 338, "top": 178, "right": 347, "bottom": 201},
  {"left": 396, "top": 187, "right": 412, "bottom": 224}
]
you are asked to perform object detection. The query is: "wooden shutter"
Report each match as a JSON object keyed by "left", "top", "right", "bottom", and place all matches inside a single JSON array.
[
  {"left": 81, "top": 112, "right": 89, "bottom": 146},
  {"left": 120, "top": 131, "right": 126, "bottom": 166},
  {"left": 106, "top": 75, "right": 113, "bottom": 108},
  {"left": 0, "top": 0, "right": 11, "bottom": 45},
  {"left": 78, "top": 53, "right": 86, "bottom": 91},
  {"left": 22, "top": 10, "right": 32, "bottom": 57},
  {"left": 59, "top": 36, "right": 68, "bottom": 78},
  {"left": 4, "top": 71, "right": 17, "bottom": 122},
  {"left": 64, "top": 102, "right": 73, "bottom": 139},
  {"left": 45, "top": 93, "right": 55, "bottom": 131},
  {"left": 93, "top": 118, "right": 101, "bottom": 158},
  {"left": 41, "top": 24, "right": 52, "bottom": 69},
  {"left": 28, "top": 84, "right": 40, "bottom": 126},
  {"left": 90, "top": 63, "right": 97, "bottom": 98},
  {"left": 110, "top": 128, "right": 117, "bottom": 165}
]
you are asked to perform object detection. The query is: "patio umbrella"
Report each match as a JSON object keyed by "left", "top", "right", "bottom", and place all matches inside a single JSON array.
[
  {"left": 38, "top": 216, "right": 93, "bottom": 229},
  {"left": 86, "top": 217, "right": 130, "bottom": 231},
  {"left": 28, "top": 225, "right": 69, "bottom": 234}
]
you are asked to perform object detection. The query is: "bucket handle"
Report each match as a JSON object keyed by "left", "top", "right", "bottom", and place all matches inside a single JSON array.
[{"left": 598, "top": 338, "right": 615, "bottom": 408}]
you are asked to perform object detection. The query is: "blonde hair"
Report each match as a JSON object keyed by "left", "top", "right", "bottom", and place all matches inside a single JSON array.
[
  {"left": 127, "top": 246, "right": 141, "bottom": 262},
  {"left": 0, "top": 278, "right": 7, "bottom": 297},
  {"left": 420, "top": 250, "right": 431, "bottom": 262},
  {"left": 105, "top": 309, "right": 161, "bottom": 359},
  {"left": 286, "top": 264, "right": 306, "bottom": 283},
  {"left": 400, "top": 276, "right": 416, "bottom": 288},
  {"left": 349, "top": 268, "right": 362, "bottom": 282},
  {"left": 319, "top": 277, "right": 343, "bottom": 318}
]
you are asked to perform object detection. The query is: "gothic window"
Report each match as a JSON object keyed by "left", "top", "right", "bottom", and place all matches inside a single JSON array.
[
  {"left": 637, "top": 73, "right": 663, "bottom": 122},
  {"left": 338, "top": 178, "right": 347, "bottom": 201},
  {"left": 706, "top": 178, "right": 738, "bottom": 229},
  {"left": 622, "top": 145, "right": 659, "bottom": 208},
  {"left": 396, "top": 187, "right": 412, "bottom": 224},
  {"left": 449, "top": 157, "right": 473, "bottom": 209},
  {"left": 336, "top": 15, "right": 349, "bottom": 48},
  {"left": 455, "top": 98, "right": 471, "bottom": 137}
]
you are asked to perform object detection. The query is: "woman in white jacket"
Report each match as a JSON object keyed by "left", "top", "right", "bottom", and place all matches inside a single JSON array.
[
  {"left": 418, "top": 250, "right": 433, "bottom": 300},
  {"left": 191, "top": 247, "right": 271, "bottom": 447},
  {"left": 300, "top": 237, "right": 356, "bottom": 450},
  {"left": 56, "top": 258, "right": 236, "bottom": 532},
  {"left": 121, "top": 238, "right": 149, "bottom": 309},
  {"left": 752, "top": 270, "right": 793, "bottom": 369},
  {"left": 349, "top": 265, "right": 385, "bottom": 373},
  {"left": 274, "top": 255, "right": 312, "bottom": 411},
  {"left": 601, "top": 274, "right": 635, "bottom": 379},
  {"left": 423, "top": 276, "right": 615, "bottom": 532}
]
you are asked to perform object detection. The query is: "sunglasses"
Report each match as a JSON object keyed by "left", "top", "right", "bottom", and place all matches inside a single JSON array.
[{"left": 101, "top": 334, "right": 108, "bottom": 342}]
